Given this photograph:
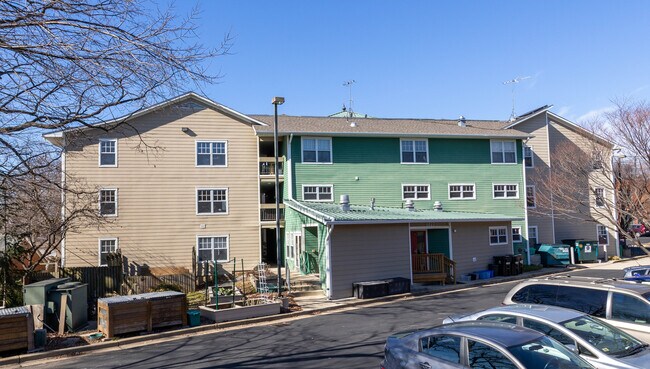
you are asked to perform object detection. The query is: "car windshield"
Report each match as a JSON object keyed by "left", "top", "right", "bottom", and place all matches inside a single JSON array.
[
  {"left": 561, "top": 315, "right": 643, "bottom": 357},
  {"left": 508, "top": 336, "right": 593, "bottom": 369}
]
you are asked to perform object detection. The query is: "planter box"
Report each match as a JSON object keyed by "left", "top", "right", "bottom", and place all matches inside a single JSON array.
[
  {"left": 352, "top": 281, "right": 389, "bottom": 299},
  {"left": 199, "top": 300, "right": 282, "bottom": 323},
  {"left": 0, "top": 306, "right": 34, "bottom": 353},
  {"left": 384, "top": 277, "right": 411, "bottom": 295}
]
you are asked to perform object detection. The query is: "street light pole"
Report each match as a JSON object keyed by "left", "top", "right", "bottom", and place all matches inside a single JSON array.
[{"left": 272, "top": 97, "right": 285, "bottom": 296}]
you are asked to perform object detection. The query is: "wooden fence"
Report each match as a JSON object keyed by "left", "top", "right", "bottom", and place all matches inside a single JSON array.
[
  {"left": 29, "top": 266, "right": 123, "bottom": 299},
  {"left": 123, "top": 273, "right": 196, "bottom": 294}
]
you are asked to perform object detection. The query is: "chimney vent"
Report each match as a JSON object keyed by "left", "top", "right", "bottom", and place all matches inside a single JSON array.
[
  {"left": 405, "top": 199, "right": 415, "bottom": 212},
  {"left": 340, "top": 194, "right": 350, "bottom": 212},
  {"left": 433, "top": 201, "right": 443, "bottom": 211},
  {"left": 458, "top": 115, "right": 466, "bottom": 127}
]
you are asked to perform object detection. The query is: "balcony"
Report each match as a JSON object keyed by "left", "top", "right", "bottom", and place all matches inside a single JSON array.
[
  {"left": 260, "top": 203, "right": 285, "bottom": 226},
  {"left": 259, "top": 157, "right": 284, "bottom": 179}
]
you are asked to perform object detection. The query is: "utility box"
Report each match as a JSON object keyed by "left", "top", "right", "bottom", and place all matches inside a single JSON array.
[
  {"left": 23, "top": 278, "right": 70, "bottom": 310},
  {"left": 49, "top": 281, "right": 88, "bottom": 332},
  {"left": 537, "top": 244, "right": 571, "bottom": 266}
]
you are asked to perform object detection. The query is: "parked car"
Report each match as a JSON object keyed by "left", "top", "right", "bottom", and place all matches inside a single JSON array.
[
  {"left": 503, "top": 276, "right": 650, "bottom": 343},
  {"left": 623, "top": 266, "right": 650, "bottom": 282},
  {"left": 443, "top": 304, "right": 650, "bottom": 368},
  {"left": 381, "top": 321, "right": 594, "bottom": 369},
  {"left": 630, "top": 224, "right": 648, "bottom": 238}
]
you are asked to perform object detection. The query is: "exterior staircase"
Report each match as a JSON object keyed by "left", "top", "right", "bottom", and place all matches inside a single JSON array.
[{"left": 287, "top": 273, "right": 323, "bottom": 297}]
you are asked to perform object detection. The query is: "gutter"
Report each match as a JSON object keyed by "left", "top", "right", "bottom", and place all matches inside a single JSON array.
[{"left": 254, "top": 131, "right": 531, "bottom": 140}]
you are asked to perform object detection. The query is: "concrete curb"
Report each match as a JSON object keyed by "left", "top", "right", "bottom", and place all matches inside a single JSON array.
[{"left": 0, "top": 267, "right": 565, "bottom": 367}]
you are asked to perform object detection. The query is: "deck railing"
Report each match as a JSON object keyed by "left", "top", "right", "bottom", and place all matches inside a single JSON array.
[
  {"left": 259, "top": 157, "right": 284, "bottom": 176},
  {"left": 260, "top": 204, "right": 285, "bottom": 221},
  {"left": 412, "top": 253, "right": 456, "bottom": 283}
]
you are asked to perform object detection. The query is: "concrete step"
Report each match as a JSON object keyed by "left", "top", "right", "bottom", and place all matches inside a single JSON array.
[
  {"left": 289, "top": 289, "right": 325, "bottom": 298},
  {"left": 289, "top": 283, "right": 322, "bottom": 292}
]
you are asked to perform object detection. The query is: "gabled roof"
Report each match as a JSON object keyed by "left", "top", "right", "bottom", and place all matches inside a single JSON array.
[
  {"left": 503, "top": 105, "right": 553, "bottom": 129},
  {"left": 285, "top": 199, "right": 522, "bottom": 225},
  {"left": 252, "top": 115, "right": 530, "bottom": 139},
  {"left": 43, "top": 92, "right": 267, "bottom": 146},
  {"left": 328, "top": 110, "right": 372, "bottom": 118}
]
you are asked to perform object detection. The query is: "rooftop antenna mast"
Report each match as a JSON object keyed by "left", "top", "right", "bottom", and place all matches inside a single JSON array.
[
  {"left": 503, "top": 76, "right": 530, "bottom": 121},
  {"left": 343, "top": 80, "right": 356, "bottom": 119}
]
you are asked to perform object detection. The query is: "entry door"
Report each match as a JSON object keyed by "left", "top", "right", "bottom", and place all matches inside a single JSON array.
[
  {"left": 428, "top": 229, "right": 450, "bottom": 257},
  {"left": 411, "top": 231, "right": 427, "bottom": 254}
]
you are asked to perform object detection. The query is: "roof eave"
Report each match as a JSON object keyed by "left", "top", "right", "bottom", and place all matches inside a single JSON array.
[
  {"left": 503, "top": 105, "right": 554, "bottom": 129},
  {"left": 546, "top": 111, "right": 614, "bottom": 149},
  {"left": 325, "top": 217, "right": 523, "bottom": 225},
  {"left": 254, "top": 130, "right": 531, "bottom": 139}
]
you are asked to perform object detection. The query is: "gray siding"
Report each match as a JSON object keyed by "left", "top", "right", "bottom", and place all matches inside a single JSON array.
[{"left": 451, "top": 222, "right": 513, "bottom": 277}]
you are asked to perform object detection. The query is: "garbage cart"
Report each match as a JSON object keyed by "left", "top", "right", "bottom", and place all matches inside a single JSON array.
[{"left": 536, "top": 244, "right": 571, "bottom": 266}]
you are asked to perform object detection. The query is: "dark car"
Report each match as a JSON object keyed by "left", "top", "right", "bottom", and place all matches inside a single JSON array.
[
  {"left": 381, "top": 321, "right": 593, "bottom": 369},
  {"left": 624, "top": 266, "right": 650, "bottom": 282}
]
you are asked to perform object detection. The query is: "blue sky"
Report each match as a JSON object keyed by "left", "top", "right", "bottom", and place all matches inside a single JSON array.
[{"left": 164, "top": 0, "right": 650, "bottom": 123}]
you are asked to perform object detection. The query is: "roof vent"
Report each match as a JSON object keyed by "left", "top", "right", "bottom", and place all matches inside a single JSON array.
[
  {"left": 350, "top": 121, "right": 357, "bottom": 128},
  {"left": 458, "top": 115, "right": 466, "bottom": 127},
  {"left": 433, "top": 201, "right": 443, "bottom": 212},
  {"left": 370, "top": 197, "right": 375, "bottom": 211},
  {"left": 405, "top": 199, "right": 415, "bottom": 212},
  {"left": 340, "top": 194, "right": 350, "bottom": 212}
]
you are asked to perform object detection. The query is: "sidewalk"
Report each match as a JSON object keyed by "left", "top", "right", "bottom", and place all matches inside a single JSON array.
[{"left": 2, "top": 259, "right": 643, "bottom": 368}]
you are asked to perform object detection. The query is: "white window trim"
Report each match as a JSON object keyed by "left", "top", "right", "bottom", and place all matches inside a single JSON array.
[
  {"left": 489, "top": 226, "right": 509, "bottom": 246},
  {"left": 490, "top": 139, "right": 517, "bottom": 165},
  {"left": 196, "top": 187, "right": 229, "bottom": 216},
  {"left": 524, "top": 145, "right": 534, "bottom": 168},
  {"left": 448, "top": 183, "right": 476, "bottom": 200},
  {"left": 402, "top": 184, "right": 431, "bottom": 201},
  {"left": 195, "top": 140, "right": 228, "bottom": 168},
  {"left": 98, "top": 238, "right": 118, "bottom": 267},
  {"left": 512, "top": 226, "right": 522, "bottom": 243},
  {"left": 287, "top": 231, "right": 301, "bottom": 260},
  {"left": 528, "top": 226, "right": 539, "bottom": 245},
  {"left": 301, "top": 137, "right": 333, "bottom": 164},
  {"left": 196, "top": 235, "right": 230, "bottom": 263},
  {"left": 597, "top": 225, "right": 609, "bottom": 246},
  {"left": 399, "top": 138, "right": 429, "bottom": 165},
  {"left": 492, "top": 183, "right": 519, "bottom": 199},
  {"left": 595, "top": 187, "right": 605, "bottom": 208},
  {"left": 98, "top": 188, "right": 118, "bottom": 217},
  {"left": 526, "top": 185, "right": 537, "bottom": 209},
  {"left": 98, "top": 138, "right": 118, "bottom": 167},
  {"left": 301, "top": 184, "right": 334, "bottom": 202}
]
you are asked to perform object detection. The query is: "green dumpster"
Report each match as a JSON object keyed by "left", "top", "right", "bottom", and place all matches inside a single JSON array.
[
  {"left": 573, "top": 240, "right": 599, "bottom": 263},
  {"left": 536, "top": 244, "right": 571, "bottom": 266}
]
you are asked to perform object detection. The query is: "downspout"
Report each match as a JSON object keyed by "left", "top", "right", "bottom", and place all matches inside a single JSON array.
[
  {"left": 325, "top": 224, "right": 334, "bottom": 300},
  {"left": 546, "top": 113, "right": 557, "bottom": 242},
  {"left": 60, "top": 135, "right": 67, "bottom": 268},
  {"left": 609, "top": 149, "right": 620, "bottom": 256},
  {"left": 522, "top": 138, "right": 531, "bottom": 265}
]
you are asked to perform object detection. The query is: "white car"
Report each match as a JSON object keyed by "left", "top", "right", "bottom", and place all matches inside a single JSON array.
[{"left": 444, "top": 304, "right": 650, "bottom": 369}]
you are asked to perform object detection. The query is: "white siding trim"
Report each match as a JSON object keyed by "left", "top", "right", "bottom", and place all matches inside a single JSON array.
[
  {"left": 546, "top": 113, "right": 557, "bottom": 242},
  {"left": 325, "top": 225, "right": 334, "bottom": 300},
  {"left": 610, "top": 151, "right": 620, "bottom": 256},
  {"left": 521, "top": 141, "right": 531, "bottom": 265}
]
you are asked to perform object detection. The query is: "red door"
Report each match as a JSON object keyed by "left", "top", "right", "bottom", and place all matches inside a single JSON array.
[{"left": 410, "top": 231, "right": 427, "bottom": 254}]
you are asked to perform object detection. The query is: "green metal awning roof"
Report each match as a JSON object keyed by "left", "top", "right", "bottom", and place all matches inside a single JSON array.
[{"left": 285, "top": 199, "right": 522, "bottom": 225}]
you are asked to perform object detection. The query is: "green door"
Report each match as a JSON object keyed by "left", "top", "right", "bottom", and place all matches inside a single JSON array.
[{"left": 428, "top": 229, "right": 450, "bottom": 257}]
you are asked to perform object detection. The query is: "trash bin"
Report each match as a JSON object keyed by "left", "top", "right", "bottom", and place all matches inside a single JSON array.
[
  {"left": 383, "top": 277, "right": 411, "bottom": 295},
  {"left": 352, "top": 281, "right": 389, "bottom": 299},
  {"left": 537, "top": 244, "right": 571, "bottom": 266},
  {"left": 187, "top": 310, "right": 201, "bottom": 327},
  {"left": 573, "top": 240, "right": 599, "bottom": 263}
]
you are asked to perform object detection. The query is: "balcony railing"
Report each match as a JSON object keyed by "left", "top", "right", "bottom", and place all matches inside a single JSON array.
[
  {"left": 259, "top": 157, "right": 284, "bottom": 176},
  {"left": 260, "top": 204, "right": 285, "bottom": 222}
]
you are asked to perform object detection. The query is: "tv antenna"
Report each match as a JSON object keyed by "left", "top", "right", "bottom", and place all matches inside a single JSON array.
[
  {"left": 503, "top": 76, "right": 531, "bottom": 121},
  {"left": 343, "top": 80, "right": 356, "bottom": 118}
]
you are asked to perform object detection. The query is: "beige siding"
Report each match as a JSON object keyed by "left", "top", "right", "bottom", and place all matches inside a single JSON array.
[
  {"left": 63, "top": 103, "right": 261, "bottom": 272},
  {"left": 329, "top": 224, "right": 410, "bottom": 299},
  {"left": 451, "top": 222, "right": 513, "bottom": 276}
]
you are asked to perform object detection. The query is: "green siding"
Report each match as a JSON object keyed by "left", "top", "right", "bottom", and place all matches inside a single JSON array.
[{"left": 284, "top": 207, "right": 328, "bottom": 287}]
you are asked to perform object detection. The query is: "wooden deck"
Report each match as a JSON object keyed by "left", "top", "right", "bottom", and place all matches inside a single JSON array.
[{"left": 412, "top": 253, "right": 456, "bottom": 285}]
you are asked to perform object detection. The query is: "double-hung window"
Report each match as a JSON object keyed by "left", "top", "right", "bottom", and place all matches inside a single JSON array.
[
  {"left": 99, "top": 189, "right": 117, "bottom": 216},
  {"left": 403, "top": 184, "right": 430, "bottom": 200},
  {"left": 99, "top": 238, "right": 117, "bottom": 266},
  {"left": 524, "top": 145, "right": 534, "bottom": 168},
  {"left": 528, "top": 226, "right": 538, "bottom": 246},
  {"left": 99, "top": 139, "right": 117, "bottom": 167},
  {"left": 489, "top": 227, "right": 508, "bottom": 245},
  {"left": 449, "top": 184, "right": 475, "bottom": 200},
  {"left": 526, "top": 185, "right": 536, "bottom": 208},
  {"left": 512, "top": 227, "right": 522, "bottom": 243},
  {"left": 401, "top": 139, "right": 428, "bottom": 164},
  {"left": 197, "top": 236, "right": 229, "bottom": 263},
  {"left": 493, "top": 184, "right": 519, "bottom": 199},
  {"left": 595, "top": 187, "right": 605, "bottom": 208},
  {"left": 197, "top": 188, "right": 228, "bottom": 214},
  {"left": 597, "top": 225, "right": 609, "bottom": 245},
  {"left": 302, "top": 185, "right": 333, "bottom": 201},
  {"left": 491, "top": 140, "right": 517, "bottom": 164},
  {"left": 302, "top": 137, "right": 332, "bottom": 163},
  {"left": 196, "top": 141, "right": 227, "bottom": 166}
]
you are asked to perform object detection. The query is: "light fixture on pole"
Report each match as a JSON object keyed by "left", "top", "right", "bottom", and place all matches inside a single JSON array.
[{"left": 272, "top": 96, "right": 284, "bottom": 296}]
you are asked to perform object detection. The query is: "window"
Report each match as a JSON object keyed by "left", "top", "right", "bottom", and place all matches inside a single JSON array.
[
  {"left": 592, "top": 152, "right": 603, "bottom": 170},
  {"left": 287, "top": 232, "right": 301, "bottom": 260},
  {"left": 512, "top": 227, "right": 522, "bottom": 243},
  {"left": 489, "top": 226, "right": 508, "bottom": 245},
  {"left": 401, "top": 139, "right": 428, "bottom": 164},
  {"left": 419, "top": 335, "right": 460, "bottom": 364},
  {"left": 196, "top": 141, "right": 227, "bottom": 166},
  {"left": 99, "top": 189, "right": 117, "bottom": 216},
  {"left": 511, "top": 284, "right": 558, "bottom": 305},
  {"left": 526, "top": 186, "right": 536, "bottom": 208},
  {"left": 491, "top": 140, "right": 517, "bottom": 164},
  {"left": 449, "top": 184, "right": 475, "bottom": 200},
  {"left": 468, "top": 340, "right": 518, "bottom": 369},
  {"left": 524, "top": 145, "right": 534, "bottom": 168},
  {"left": 302, "top": 137, "right": 332, "bottom": 163},
  {"left": 493, "top": 184, "right": 519, "bottom": 199},
  {"left": 555, "top": 286, "right": 607, "bottom": 317},
  {"left": 197, "top": 189, "right": 228, "bottom": 214},
  {"left": 595, "top": 188, "right": 605, "bottom": 208},
  {"left": 99, "top": 238, "right": 117, "bottom": 266},
  {"left": 528, "top": 226, "right": 538, "bottom": 246},
  {"left": 197, "top": 236, "right": 229, "bottom": 263},
  {"left": 523, "top": 319, "right": 574, "bottom": 346},
  {"left": 302, "top": 185, "right": 333, "bottom": 202},
  {"left": 611, "top": 293, "right": 650, "bottom": 325},
  {"left": 597, "top": 225, "right": 608, "bottom": 245},
  {"left": 99, "top": 139, "right": 117, "bottom": 167},
  {"left": 403, "top": 184, "right": 430, "bottom": 200}
]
